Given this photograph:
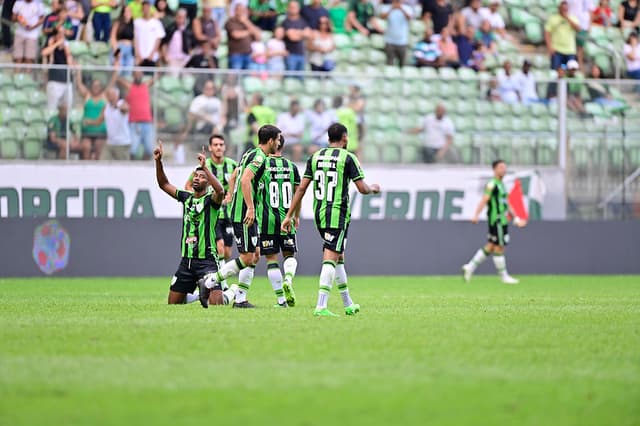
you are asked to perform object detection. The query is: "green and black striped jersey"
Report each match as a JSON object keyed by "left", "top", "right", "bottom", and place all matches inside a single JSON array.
[
  {"left": 230, "top": 147, "right": 268, "bottom": 224},
  {"left": 304, "top": 147, "right": 364, "bottom": 229},
  {"left": 257, "top": 156, "right": 300, "bottom": 235},
  {"left": 188, "top": 157, "right": 237, "bottom": 220},
  {"left": 176, "top": 189, "right": 221, "bottom": 259},
  {"left": 485, "top": 178, "right": 508, "bottom": 226}
]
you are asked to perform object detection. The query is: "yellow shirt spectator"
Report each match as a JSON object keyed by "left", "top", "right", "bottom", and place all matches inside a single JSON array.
[{"left": 544, "top": 13, "right": 579, "bottom": 55}]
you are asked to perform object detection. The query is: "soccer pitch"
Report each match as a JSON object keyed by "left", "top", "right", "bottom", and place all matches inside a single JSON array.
[{"left": 0, "top": 276, "right": 638, "bottom": 426}]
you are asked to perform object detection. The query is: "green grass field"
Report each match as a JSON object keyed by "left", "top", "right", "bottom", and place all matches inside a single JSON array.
[{"left": 0, "top": 275, "right": 639, "bottom": 426}]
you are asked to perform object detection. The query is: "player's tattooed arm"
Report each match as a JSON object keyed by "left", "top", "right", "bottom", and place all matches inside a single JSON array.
[
  {"left": 282, "top": 177, "right": 312, "bottom": 233},
  {"left": 154, "top": 140, "right": 179, "bottom": 199}
]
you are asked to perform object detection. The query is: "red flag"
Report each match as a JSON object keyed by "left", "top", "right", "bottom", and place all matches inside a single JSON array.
[{"left": 508, "top": 178, "right": 529, "bottom": 221}]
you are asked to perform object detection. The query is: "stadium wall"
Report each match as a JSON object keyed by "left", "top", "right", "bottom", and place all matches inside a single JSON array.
[{"left": 1, "top": 219, "right": 638, "bottom": 277}]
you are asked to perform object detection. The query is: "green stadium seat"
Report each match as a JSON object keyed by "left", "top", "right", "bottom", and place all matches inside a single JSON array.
[
  {"left": 362, "top": 143, "right": 379, "bottom": 163},
  {"left": 381, "top": 143, "right": 401, "bottom": 163},
  {"left": 524, "top": 21, "right": 544, "bottom": 44},
  {"left": 21, "top": 107, "right": 46, "bottom": 125},
  {"left": 334, "top": 33, "right": 352, "bottom": 49},
  {"left": 410, "top": 19, "right": 425, "bottom": 36},
  {"left": 6, "top": 89, "right": 29, "bottom": 107},
  {"left": 513, "top": 137, "right": 536, "bottom": 165},
  {"left": 453, "top": 115, "right": 473, "bottom": 133},
  {"left": 492, "top": 116, "right": 510, "bottom": 131},
  {"left": 90, "top": 41, "right": 110, "bottom": 57},
  {"left": 0, "top": 72, "right": 12, "bottom": 90},
  {"left": 13, "top": 73, "right": 37, "bottom": 89},
  {"left": 585, "top": 102, "right": 610, "bottom": 118},
  {"left": 529, "top": 102, "right": 548, "bottom": 117},
  {"left": 366, "top": 48, "right": 386, "bottom": 64},
  {"left": 0, "top": 139, "right": 19, "bottom": 159},
  {"left": 455, "top": 133, "right": 474, "bottom": 164},
  {"left": 181, "top": 74, "right": 196, "bottom": 93},
  {"left": 351, "top": 32, "right": 369, "bottom": 48},
  {"left": 492, "top": 102, "right": 510, "bottom": 116},
  {"left": 420, "top": 67, "right": 438, "bottom": 79},
  {"left": 370, "top": 33, "right": 385, "bottom": 50},
  {"left": 402, "top": 144, "right": 420, "bottom": 163},
  {"left": 217, "top": 45, "right": 228, "bottom": 60},
  {"left": 1, "top": 106, "right": 20, "bottom": 123},
  {"left": 402, "top": 66, "right": 421, "bottom": 79},
  {"left": 159, "top": 75, "right": 183, "bottom": 93}
]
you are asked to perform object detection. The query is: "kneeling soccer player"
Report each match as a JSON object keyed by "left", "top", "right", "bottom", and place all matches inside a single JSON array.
[
  {"left": 462, "top": 159, "right": 527, "bottom": 284},
  {"left": 154, "top": 141, "right": 233, "bottom": 305}
]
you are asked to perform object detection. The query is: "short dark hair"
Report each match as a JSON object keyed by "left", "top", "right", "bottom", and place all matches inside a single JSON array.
[
  {"left": 492, "top": 159, "right": 505, "bottom": 169},
  {"left": 328, "top": 123, "right": 347, "bottom": 143},
  {"left": 258, "top": 124, "right": 280, "bottom": 145},
  {"left": 194, "top": 166, "right": 206, "bottom": 174},
  {"left": 209, "top": 133, "right": 225, "bottom": 145},
  {"left": 277, "top": 134, "right": 285, "bottom": 151},
  {"left": 332, "top": 95, "right": 343, "bottom": 109}
]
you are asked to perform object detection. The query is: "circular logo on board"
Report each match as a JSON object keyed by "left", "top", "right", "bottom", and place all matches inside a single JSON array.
[{"left": 32, "top": 220, "right": 70, "bottom": 275}]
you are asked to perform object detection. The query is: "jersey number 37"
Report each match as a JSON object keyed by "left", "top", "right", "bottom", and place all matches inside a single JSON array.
[{"left": 314, "top": 170, "right": 337, "bottom": 202}]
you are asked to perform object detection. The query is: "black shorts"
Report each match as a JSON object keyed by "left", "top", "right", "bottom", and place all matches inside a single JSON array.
[
  {"left": 233, "top": 222, "right": 260, "bottom": 254},
  {"left": 260, "top": 234, "right": 297, "bottom": 256},
  {"left": 488, "top": 223, "right": 509, "bottom": 246},
  {"left": 170, "top": 257, "right": 218, "bottom": 294},
  {"left": 318, "top": 227, "right": 348, "bottom": 254},
  {"left": 215, "top": 218, "right": 234, "bottom": 247}
]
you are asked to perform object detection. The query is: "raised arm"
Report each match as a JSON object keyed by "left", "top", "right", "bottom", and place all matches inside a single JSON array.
[
  {"left": 282, "top": 177, "right": 312, "bottom": 232},
  {"left": 154, "top": 140, "right": 179, "bottom": 199}
]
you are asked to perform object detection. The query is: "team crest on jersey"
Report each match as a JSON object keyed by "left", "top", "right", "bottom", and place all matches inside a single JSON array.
[
  {"left": 251, "top": 236, "right": 258, "bottom": 246},
  {"left": 252, "top": 156, "right": 264, "bottom": 167},
  {"left": 186, "top": 236, "right": 198, "bottom": 246},
  {"left": 195, "top": 203, "right": 204, "bottom": 213}
]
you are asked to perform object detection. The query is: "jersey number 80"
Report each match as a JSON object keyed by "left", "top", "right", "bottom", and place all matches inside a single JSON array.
[{"left": 269, "top": 181, "right": 293, "bottom": 209}]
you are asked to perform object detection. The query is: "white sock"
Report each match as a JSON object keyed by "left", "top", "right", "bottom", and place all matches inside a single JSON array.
[
  {"left": 283, "top": 256, "right": 298, "bottom": 286},
  {"left": 334, "top": 262, "right": 353, "bottom": 307},
  {"left": 219, "top": 259, "right": 228, "bottom": 289},
  {"left": 174, "top": 144, "right": 185, "bottom": 164},
  {"left": 236, "top": 266, "right": 254, "bottom": 303},
  {"left": 222, "top": 287, "right": 235, "bottom": 305},
  {"left": 206, "top": 258, "right": 243, "bottom": 288},
  {"left": 493, "top": 254, "right": 507, "bottom": 276},
  {"left": 316, "top": 261, "right": 336, "bottom": 309},
  {"left": 469, "top": 248, "right": 488, "bottom": 271},
  {"left": 267, "top": 262, "right": 286, "bottom": 304},
  {"left": 185, "top": 293, "right": 198, "bottom": 304}
]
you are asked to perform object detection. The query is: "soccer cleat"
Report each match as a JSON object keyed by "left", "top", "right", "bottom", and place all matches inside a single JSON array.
[
  {"left": 282, "top": 282, "right": 296, "bottom": 307},
  {"left": 462, "top": 264, "right": 473, "bottom": 283},
  {"left": 344, "top": 303, "right": 360, "bottom": 316},
  {"left": 232, "top": 300, "right": 256, "bottom": 309},
  {"left": 198, "top": 279, "right": 211, "bottom": 309},
  {"left": 501, "top": 275, "right": 519, "bottom": 284},
  {"left": 313, "top": 308, "right": 339, "bottom": 317},
  {"left": 274, "top": 302, "right": 288, "bottom": 308}
]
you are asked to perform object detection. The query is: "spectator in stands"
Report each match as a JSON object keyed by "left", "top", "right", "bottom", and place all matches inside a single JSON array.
[
  {"left": 249, "top": 0, "right": 277, "bottom": 31},
  {"left": 250, "top": 33, "right": 268, "bottom": 73},
  {"left": 178, "top": 0, "right": 197, "bottom": 24},
  {"left": 12, "top": 0, "right": 45, "bottom": 67},
  {"left": 546, "top": 66, "right": 564, "bottom": 103},
  {"left": 110, "top": 6, "right": 135, "bottom": 76},
  {"left": 129, "top": 0, "right": 155, "bottom": 20},
  {"left": 380, "top": 0, "right": 413, "bottom": 68},
  {"left": 587, "top": 64, "right": 628, "bottom": 108},
  {"left": 618, "top": 0, "right": 640, "bottom": 31},
  {"left": 486, "top": 77, "right": 501, "bottom": 101},
  {"left": 333, "top": 95, "right": 359, "bottom": 155},
  {"left": 423, "top": 0, "right": 453, "bottom": 35},
  {"left": 413, "top": 27, "right": 441, "bottom": 67},
  {"left": 2, "top": 0, "right": 16, "bottom": 52},
  {"left": 277, "top": 99, "right": 305, "bottom": 161},
  {"left": 348, "top": 85, "right": 366, "bottom": 149},
  {"left": 87, "top": 87, "right": 132, "bottom": 161},
  {"left": 181, "top": 80, "right": 225, "bottom": 150},
  {"left": 568, "top": 0, "right": 595, "bottom": 68},
  {"left": 347, "top": 0, "right": 383, "bottom": 36},
  {"left": 475, "top": 19, "right": 497, "bottom": 55},
  {"left": 77, "top": 70, "right": 111, "bottom": 159},
  {"left": 266, "top": 26, "right": 288, "bottom": 74},
  {"left": 496, "top": 60, "right": 520, "bottom": 103},
  {"left": 154, "top": 0, "right": 175, "bottom": 30},
  {"left": 209, "top": 0, "right": 226, "bottom": 28},
  {"left": 46, "top": 102, "right": 90, "bottom": 159},
  {"left": 624, "top": 32, "right": 640, "bottom": 79},
  {"left": 592, "top": 0, "right": 613, "bottom": 26},
  {"left": 229, "top": 0, "right": 250, "bottom": 18},
  {"left": 306, "top": 98, "right": 335, "bottom": 154},
  {"left": 44, "top": 26, "right": 73, "bottom": 112},
  {"left": 91, "top": 0, "right": 117, "bottom": 42},
  {"left": 515, "top": 59, "right": 541, "bottom": 104},
  {"left": 307, "top": 16, "right": 336, "bottom": 72},
  {"left": 566, "top": 59, "right": 588, "bottom": 115},
  {"left": 437, "top": 26, "right": 460, "bottom": 67},
  {"left": 453, "top": 22, "right": 474, "bottom": 68},
  {"left": 328, "top": 0, "right": 348, "bottom": 34},
  {"left": 161, "top": 8, "right": 193, "bottom": 72},
  {"left": 134, "top": 1, "right": 166, "bottom": 67},
  {"left": 246, "top": 92, "right": 276, "bottom": 151},
  {"left": 545, "top": 0, "right": 580, "bottom": 70},
  {"left": 226, "top": 3, "right": 261, "bottom": 69},
  {"left": 460, "top": 0, "right": 490, "bottom": 31},
  {"left": 65, "top": 0, "right": 84, "bottom": 39},
  {"left": 282, "top": 1, "right": 311, "bottom": 72},
  {"left": 486, "top": 0, "right": 508, "bottom": 39},
  {"left": 302, "top": 0, "right": 329, "bottom": 30},
  {"left": 190, "top": 2, "right": 221, "bottom": 68},
  {"left": 43, "top": 0, "right": 72, "bottom": 43},
  {"left": 407, "top": 103, "right": 459, "bottom": 163},
  {"left": 221, "top": 74, "right": 246, "bottom": 130},
  {"left": 117, "top": 68, "right": 156, "bottom": 160}
]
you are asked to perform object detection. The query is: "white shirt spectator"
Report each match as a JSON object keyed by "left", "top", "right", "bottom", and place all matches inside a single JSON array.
[
  {"left": 497, "top": 70, "right": 520, "bottom": 104},
  {"left": 515, "top": 71, "right": 539, "bottom": 104},
  {"left": 423, "top": 113, "right": 455, "bottom": 149},
  {"left": 13, "top": 0, "right": 45, "bottom": 39},
  {"left": 623, "top": 43, "right": 640, "bottom": 71},
  {"left": 189, "top": 94, "right": 223, "bottom": 131},
  {"left": 567, "top": 0, "right": 595, "bottom": 30},
  {"left": 487, "top": 9, "right": 505, "bottom": 30},
  {"left": 306, "top": 109, "right": 336, "bottom": 146},
  {"left": 105, "top": 100, "right": 131, "bottom": 146},
  {"left": 277, "top": 111, "right": 305, "bottom": 144},
  {"left": 461, "top": 6, "right": 491, "bottom": 29},
  {"left": 134, "top": 17, "right": 166, "bottom": 62}
]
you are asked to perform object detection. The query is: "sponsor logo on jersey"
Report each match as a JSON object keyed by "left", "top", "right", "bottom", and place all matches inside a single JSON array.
[
  {"left": 324, "top": 232, "right": 335, "bottom": 242},
  {"left": 262, "top": 240, "right": 274, "bottom": 248},
  {"left": 285, "top": 238, "right": 294, "bottom": 246},
  {"left": 235, "top": 237, "right": 242, "bottom": 244}
]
